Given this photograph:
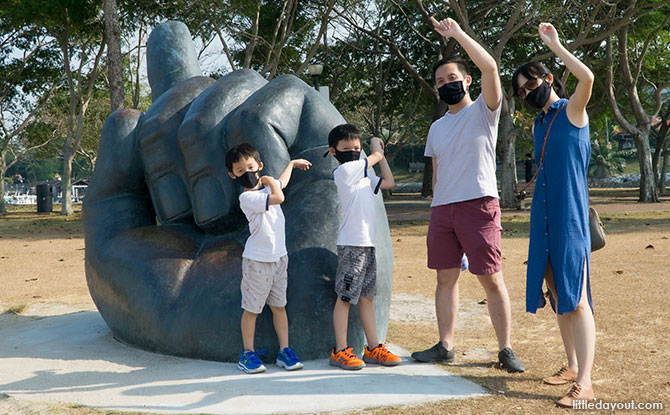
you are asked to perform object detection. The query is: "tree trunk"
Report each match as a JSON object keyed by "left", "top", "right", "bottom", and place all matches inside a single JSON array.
[
  {"left": 0, "top": 153, "right": 6, "bottom": 213},
  {"left": 635, "top": 134, "right": 659, "bottom": 202},
  {"left": 499, "top": 99, "right": 518, "bottom": 208},
  {"left": 652, "top": 139, "right": 662, "bottom": 188},
  {"left": 61, "top": 153, "right": 74, "bottom": 215},
  {"left": 243, "top": 4, "right": 261, "bottom": 69},
  {"left": 421, "top": 156, "right": 433, "bottom": 197},
  {"left": 660, "top": 141, "right": 669, "bottom": 194},
  {"left": 104, "top": 0, "right": 124, "bottom": 111},
  {"left": 652, "top": 115, "right": 669, "bottom": 190},
  {"left": 421, "top": 100, "right": 447, "bottom": 197}
]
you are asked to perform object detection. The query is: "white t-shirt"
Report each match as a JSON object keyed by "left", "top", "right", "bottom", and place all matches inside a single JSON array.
[
  {"left": 424, "top": 94, "right": 501, "bottom": 206},
  {"left": 239, "top": 179, "right": 287, "bottom": 262},
  {"left": 333, "top": 158, "right": 383, "bottom": 247}
]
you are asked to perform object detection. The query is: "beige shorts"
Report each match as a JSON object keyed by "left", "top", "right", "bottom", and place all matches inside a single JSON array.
[{"left": 241, "top": 255, "right": 288, "bottom": 313}]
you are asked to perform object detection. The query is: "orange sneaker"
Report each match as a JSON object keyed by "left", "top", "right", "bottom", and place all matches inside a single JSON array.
[
  {"left": 363, "top": 344, "right": 401, "bottom": 366},
  {"left": 330, "top": 347, "right": 365, "bottom": 370}
]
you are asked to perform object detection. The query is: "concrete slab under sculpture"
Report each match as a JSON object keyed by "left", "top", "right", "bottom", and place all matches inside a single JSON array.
[
  {"left": 83, "top": 21, "right": 393, "bottom": 362},
  {"left": 0, "top": 309, "right": 487, "bottom": 414}
]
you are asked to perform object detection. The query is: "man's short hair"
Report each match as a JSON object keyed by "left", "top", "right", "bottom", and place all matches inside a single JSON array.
[
  {"left": 328, "top": 124, "right": 362, "bottom": 149},
  {"left": 225, "top": 143, "right": 261, "bottom": 172},
  {"left": 432, "top": 56, "right": 469, "bottom": 82}
]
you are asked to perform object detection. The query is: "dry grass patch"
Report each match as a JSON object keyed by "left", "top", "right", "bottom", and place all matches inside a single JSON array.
[
  {"left": 384, "top": 213, "right": 670, "bottom": 414},
  {"left": 1, "top": 204, "right": 669, "bottom": 414},
  {"left": 0, "top": 205, "right": 91, "bottom": 309},
  {"left": 4, "top": 304, "right": 27, "bottom": 315}
]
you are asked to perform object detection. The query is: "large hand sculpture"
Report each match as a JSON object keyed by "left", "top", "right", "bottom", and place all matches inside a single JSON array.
[{"left": 83, "top": 21, "right": 393, "bottom": 362}]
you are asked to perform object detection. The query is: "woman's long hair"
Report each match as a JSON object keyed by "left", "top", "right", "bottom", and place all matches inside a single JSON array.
[{"left": 512, "top": 61, "right": 567, "bottom": 99}]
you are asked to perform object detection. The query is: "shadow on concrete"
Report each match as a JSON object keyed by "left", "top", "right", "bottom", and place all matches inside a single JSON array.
[{"left": 0, "top": 311, "right": 487, "bottom": 414}]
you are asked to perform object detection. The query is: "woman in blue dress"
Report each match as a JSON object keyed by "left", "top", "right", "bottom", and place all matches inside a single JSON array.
[{"left": 512, "top": 23, "right": 595, "bottom": 408}]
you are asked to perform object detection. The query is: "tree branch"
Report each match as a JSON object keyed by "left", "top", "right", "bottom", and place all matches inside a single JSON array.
[
  {"left": 633, "top": 12, "right": 670, "bottom": 86},
  {"left": 335, "top": 7, "right": 436, "bottom": 101},
  {"left": 604, "top": 36, "right": 640, "bottom": 136},
  {"left": 216, "top": 29, "right": 237, "bottom": 71}
]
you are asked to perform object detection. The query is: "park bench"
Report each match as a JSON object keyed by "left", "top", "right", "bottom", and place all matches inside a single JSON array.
[
  {"left": 408, "top": 161, "right": 425, "bottom": 172},
  {"left": 515, "top": 180, "right": 536, "bottom": 209}
]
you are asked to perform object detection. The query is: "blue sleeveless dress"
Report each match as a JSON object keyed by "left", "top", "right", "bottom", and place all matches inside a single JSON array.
[{"left": 526, "top": 98, "right": 593, "bottom": 314}]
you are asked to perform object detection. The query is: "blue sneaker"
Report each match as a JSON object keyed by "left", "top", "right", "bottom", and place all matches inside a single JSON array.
[
  {"left": 276, "top": 347, "right": 303, "bottom": 371},
  {"left": 238, "top": 349, "right": 266, "bottom": 374}
]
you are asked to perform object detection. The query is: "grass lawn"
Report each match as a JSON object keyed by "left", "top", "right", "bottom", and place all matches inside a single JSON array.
[
  {"left": 391, "top": 168, "right": 424, "bottom": 183},
  {"left": 1, "top": 200, "right": 669, "bottom": 414}
]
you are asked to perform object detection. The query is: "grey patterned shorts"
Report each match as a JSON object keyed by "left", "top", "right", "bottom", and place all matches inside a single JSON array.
[
  {"left": 335, "top": 246, "right": 377, "bottom": 304},
  {"left": 241, "top": 255, "right": 288, "bottom": 314}
]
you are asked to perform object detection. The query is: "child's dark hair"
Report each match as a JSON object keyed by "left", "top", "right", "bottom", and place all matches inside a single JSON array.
[
  {"left": 512, "top": 61, "right": 567, "bottom": 99},
  {"left": 225, "top": 143, "right": 261, "bottom": 172},
  {"left": 432, "top": 56, "right": 469, "bottom": 82},
  {"left": 328, "top": 124, "right": 362, "bottom": 149}
]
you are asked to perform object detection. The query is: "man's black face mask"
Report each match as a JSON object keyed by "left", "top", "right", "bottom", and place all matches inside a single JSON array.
[{"left": 438, "top": 80, "right": 466, "bottom": 105}]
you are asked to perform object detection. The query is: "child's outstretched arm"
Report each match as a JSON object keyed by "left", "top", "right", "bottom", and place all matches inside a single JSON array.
[
  {"left": 367, "top": 137, "right": 395, "bottom": 189},
  {"left": 261, "top": 175, "right": 285, "bottom": 205},
  {"left": 366, "top": 136, "right": 384, "bottom": 168},
  {"left": 278, "top": 159, "right": 312, "bottom": 189},
  {"left": 376, "top": 141, "right": 395, "bottom": 190}
]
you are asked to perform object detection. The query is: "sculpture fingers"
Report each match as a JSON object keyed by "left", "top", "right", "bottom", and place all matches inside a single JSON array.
[
  {"left": 83, "top": 109, "right": 155, "bottom": 249},
  {"left": 147, "top": 21, "right": 202, "bottom": 101},
  {"left": 138, "top": 76, "right": 215, "bottom": 224},
  {"left": 177, "top": 69, "right": 267, "bottom": 233},
  {"left": 225, "top": 75, "right": 344, "bottom": 178}
]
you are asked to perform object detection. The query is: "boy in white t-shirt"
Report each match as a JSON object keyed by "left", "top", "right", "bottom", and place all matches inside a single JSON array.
[
  {"left": 225, "top": 143, "right": 311, "bottom": 374},
  {"left": 324, "top": 124, "right": 400, "bottom": 370}
]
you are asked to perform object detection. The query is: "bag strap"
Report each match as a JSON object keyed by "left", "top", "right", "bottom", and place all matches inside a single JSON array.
[{"left": 518, "top": 102, "right": 567, "bottom": 193}]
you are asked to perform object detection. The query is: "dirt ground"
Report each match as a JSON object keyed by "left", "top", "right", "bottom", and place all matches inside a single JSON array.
[{"left": 1, "top": 191, "right": 669, "bottom": 414}]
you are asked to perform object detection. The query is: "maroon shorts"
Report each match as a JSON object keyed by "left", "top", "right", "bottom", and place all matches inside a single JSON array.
[{"left": 427, "top": 196, "right": 502, "bottom": 275}]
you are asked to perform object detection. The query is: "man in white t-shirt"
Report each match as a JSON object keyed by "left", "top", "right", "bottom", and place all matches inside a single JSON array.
[
  {"left": 226, "top": 143, "right": 311, "bottom": 374},
  {"left": 411, "top": 17, "right": 525, "bottom": 373}
]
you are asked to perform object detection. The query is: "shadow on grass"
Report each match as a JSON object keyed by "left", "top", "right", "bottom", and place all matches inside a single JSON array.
[
  {"left": 456, "top": 374, "right": 558, "bottom": 401},
  {"left": 0, "top": 210, "right": 84, "bottom": 241}
]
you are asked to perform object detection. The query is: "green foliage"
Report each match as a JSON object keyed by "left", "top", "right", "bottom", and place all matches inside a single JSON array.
[
  {"left": 321, "top": 1, "right": 439, "bottom": 156},
  {"left": 4, "top": 0, "right": 669, "bottom": 186},
  {"left": 589, "top": 138, "right": 627, "bottom": 178}
]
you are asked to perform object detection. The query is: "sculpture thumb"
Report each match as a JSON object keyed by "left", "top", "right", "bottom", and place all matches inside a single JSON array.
[{"left": 147, "top": 21, "right": 202, "bottom": 101}]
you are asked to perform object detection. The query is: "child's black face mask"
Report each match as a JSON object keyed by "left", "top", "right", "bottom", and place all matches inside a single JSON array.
[
  {"left": 334, "top": 150, "right": 361, "bottom": 164},
  {"left": 234, "top": 169, "right": 261, "bottom": 189}
]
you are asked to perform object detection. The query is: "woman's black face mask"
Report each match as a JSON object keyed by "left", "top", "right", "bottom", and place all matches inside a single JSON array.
[
  {"left": 524, "top": 79, "right": 552, "bottom": 109},
  {"left": 234, "top": 169, "right": 261, "bottom": 188}
]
